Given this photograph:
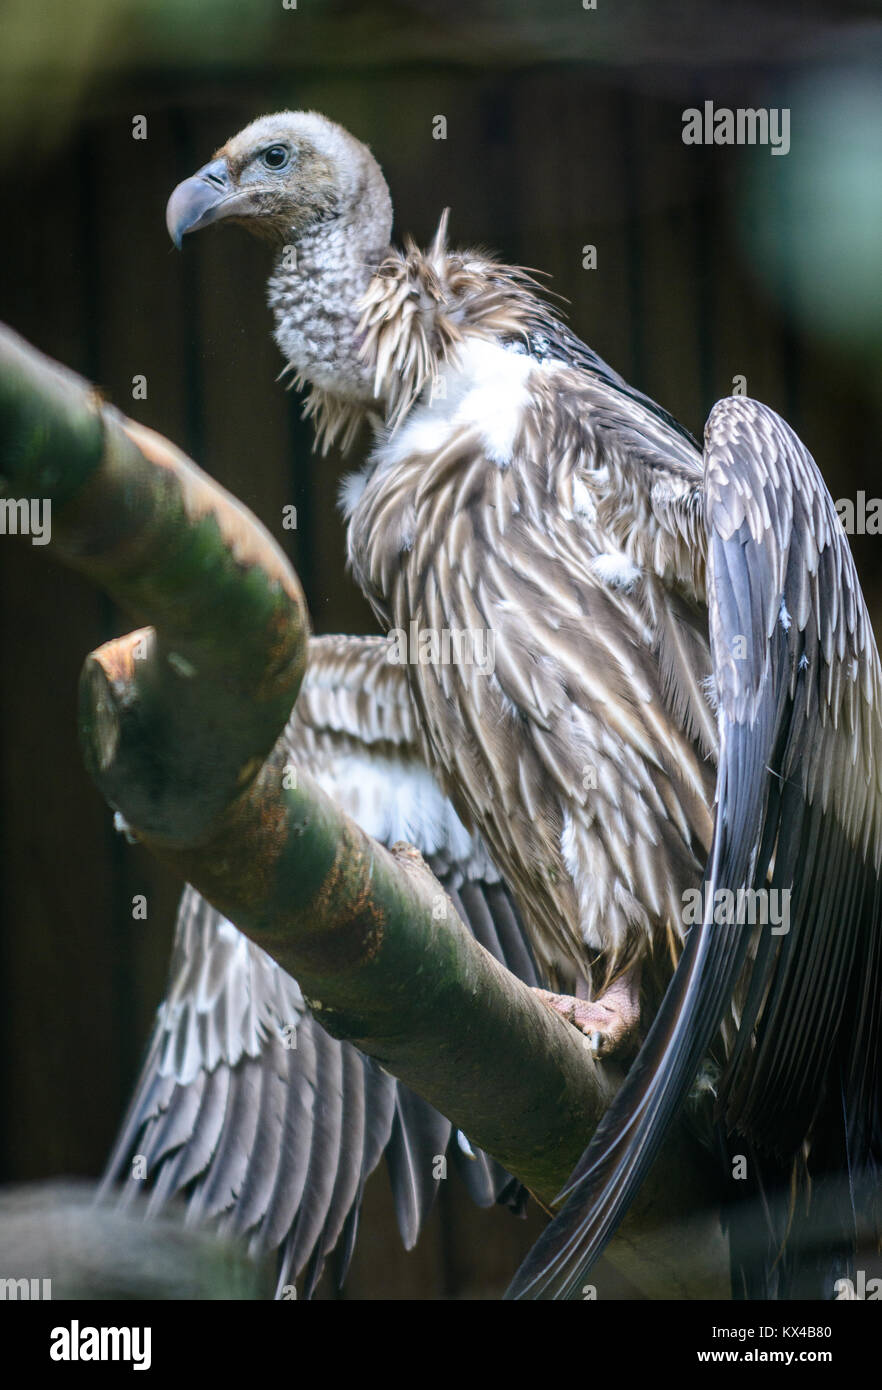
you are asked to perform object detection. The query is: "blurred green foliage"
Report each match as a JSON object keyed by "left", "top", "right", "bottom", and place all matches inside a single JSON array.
[{"left": 740, "top": 67, "right": 882, "bottom": 363}]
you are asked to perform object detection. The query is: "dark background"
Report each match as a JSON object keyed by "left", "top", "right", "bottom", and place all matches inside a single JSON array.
[{"left": 1, "top": 0, "right": 881, "bottom": 1297}]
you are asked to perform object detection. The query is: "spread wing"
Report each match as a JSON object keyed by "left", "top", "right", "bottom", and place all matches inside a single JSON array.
[
  {"left": 101, "top": 635, "right": 538, "bottom": 1297},
  {"left": 508, "top": 395, "right": 882, "bottom": 1298}
]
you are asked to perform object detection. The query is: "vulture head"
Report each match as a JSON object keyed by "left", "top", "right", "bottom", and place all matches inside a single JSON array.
[
  {"left": 166, "top": 110, "right": 392, "bottom": 257},
  {"left": 167, "top": 111, "right": 395, "bottom": 404}
]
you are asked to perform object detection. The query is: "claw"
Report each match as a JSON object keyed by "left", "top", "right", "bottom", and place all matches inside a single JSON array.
[{"left": 532, "top": 963, "right": 643, "bottom": 1059}]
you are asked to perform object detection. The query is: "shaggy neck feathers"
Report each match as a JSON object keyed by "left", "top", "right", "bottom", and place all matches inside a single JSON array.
[{"left": 276, "top": 213, "right": 544, "bottom": 456}]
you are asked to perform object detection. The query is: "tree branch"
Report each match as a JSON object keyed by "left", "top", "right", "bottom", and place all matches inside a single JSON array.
[{"left": 0, "top": 323, "right": 728, "bottom": 1298}]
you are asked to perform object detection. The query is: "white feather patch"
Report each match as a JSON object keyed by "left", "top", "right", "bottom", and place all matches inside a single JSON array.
[
  {"left": 591, "top": 551, "right": 642, "bottom": 591},
  {"left": 779, "top": 597, "right": 792, "bottom": 632},
  {"left": 572, "top": 476, "right": 597, "bottom": 522},
  {"left": 309, "top": 751, "right": 499, "bottom": 880},
  {"left": 377, "top": 338, "right": 533, "bottom": 470},
  {"left": 338, "top": 468, "right": 371, "bottom": 518}
]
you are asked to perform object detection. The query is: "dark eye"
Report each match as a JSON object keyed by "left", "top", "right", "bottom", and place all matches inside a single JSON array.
[{"left": 262, "top": 145, "right": 290, "bottom": 170}]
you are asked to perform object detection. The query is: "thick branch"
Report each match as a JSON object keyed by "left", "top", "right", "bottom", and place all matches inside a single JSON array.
[{"left": 0, "top": 324, "right": 728, "bottom": 1297}]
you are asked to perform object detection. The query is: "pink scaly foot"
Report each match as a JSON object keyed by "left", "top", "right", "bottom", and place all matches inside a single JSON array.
[{"left": 533, "top": 964, "right": 642, "bottom": 1059}]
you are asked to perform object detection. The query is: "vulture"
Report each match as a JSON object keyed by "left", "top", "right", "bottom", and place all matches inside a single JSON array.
[{"left": 107, "top": 110, "right": 882, "bottom": 1300}]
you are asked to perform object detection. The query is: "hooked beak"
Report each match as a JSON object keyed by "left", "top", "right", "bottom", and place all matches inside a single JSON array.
[{"left": 166, "top": 158, "right": 256, "bottom": 248}]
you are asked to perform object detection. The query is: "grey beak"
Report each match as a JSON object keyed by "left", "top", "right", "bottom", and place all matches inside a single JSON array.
[{"left": 166, "top": 159, "right": 250, "bottom": 248}]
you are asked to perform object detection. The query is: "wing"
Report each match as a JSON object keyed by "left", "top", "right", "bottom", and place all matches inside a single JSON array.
[
  {"left": 508, "top": 395, "right": 882, "bottom": 1298},
  {"left": 101, "top": 634, "right": 538, "bottom": 1298}
]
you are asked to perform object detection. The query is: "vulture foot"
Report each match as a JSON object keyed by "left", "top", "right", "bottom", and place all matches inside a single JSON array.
[{"left": 533, "top": 968, "right": 641, "bottom": 1058}]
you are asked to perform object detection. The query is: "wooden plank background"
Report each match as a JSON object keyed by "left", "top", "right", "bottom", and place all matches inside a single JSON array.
[{"left": 1, "top": 3, "right": 880, "bottom": 1297}]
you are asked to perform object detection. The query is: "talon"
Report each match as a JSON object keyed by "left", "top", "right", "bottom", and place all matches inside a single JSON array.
[{"left": 532, "top": 964, "right": 643, "bottom": 1059}]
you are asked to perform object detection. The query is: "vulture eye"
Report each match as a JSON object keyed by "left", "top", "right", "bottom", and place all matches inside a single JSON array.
[{"left": 262, "top": 145, "right": 290, "bottom": 171}]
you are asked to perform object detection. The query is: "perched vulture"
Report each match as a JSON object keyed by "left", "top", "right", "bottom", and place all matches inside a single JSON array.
[{"left": 112, "top": 110, "right": 882, "bottom": 1299}]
